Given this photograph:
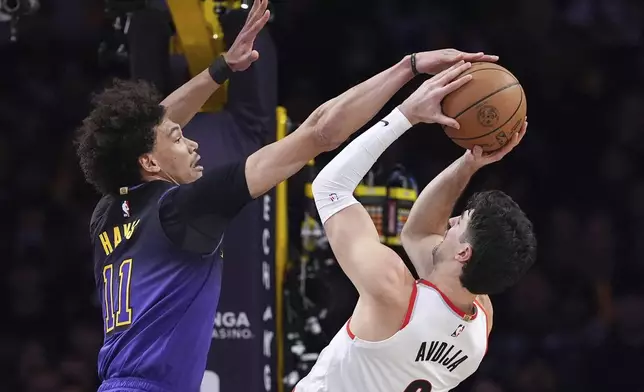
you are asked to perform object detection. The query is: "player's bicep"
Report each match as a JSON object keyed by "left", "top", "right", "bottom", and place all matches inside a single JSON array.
[{"left": 323, "top": 204, "right": 407, "bottom": 300}]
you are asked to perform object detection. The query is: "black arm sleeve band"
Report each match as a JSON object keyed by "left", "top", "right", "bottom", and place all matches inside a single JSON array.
[
  {"left": 159, "top": 159, "right": 252, "bottom": 254},
  {"left": 209, "top": 55, "right": 234, "bottom": 85}
]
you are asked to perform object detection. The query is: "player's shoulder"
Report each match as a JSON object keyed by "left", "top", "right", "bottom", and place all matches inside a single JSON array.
[
  {"left": 90, "top": 194, "right": 115, "bottom": 239},
  {"left": 90, "top": 181, "right": 172, "bottom": 237},
  {"left": 475, "top": 294, "right": 494, "bottom": 335},
  {"left": 475, "top": 295, "right": 493, "bottom": 316}
]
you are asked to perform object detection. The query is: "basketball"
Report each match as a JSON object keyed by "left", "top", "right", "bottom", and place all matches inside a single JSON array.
[{"left": 441, "top": 62, "right": 526, "bottom": 152}]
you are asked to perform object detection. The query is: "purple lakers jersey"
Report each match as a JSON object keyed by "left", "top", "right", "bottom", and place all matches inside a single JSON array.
[{"left": 91, "top": 181, "right": 224, "bottom": 392}]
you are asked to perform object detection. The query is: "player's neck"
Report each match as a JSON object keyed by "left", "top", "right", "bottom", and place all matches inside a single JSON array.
[
  {"left": 142, "top": 173, "right": 179, "bottom": 186},
  {"left": 425, "top": 271, "right": 476, "bottom": 315}
]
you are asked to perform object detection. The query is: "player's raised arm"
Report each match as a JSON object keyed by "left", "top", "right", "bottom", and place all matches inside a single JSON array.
[
  {"left": 400, "top": 121, "right": 528, "bottom": 278},
  {"left": 311, "top": 61, "right": 473, "bottom": 299},
  {"left": 241, "top": 56, "right": 417, "bottom": 198},
  {"left": 244, "top": 49, "right": 496, "bottom": 199},
  {"left": 157, "top": 54, "right": 489, "bottom": 255},
  {"left": 160, "top": 0, "right": 271, "bottom": 127},
  {"left": 400, "top": 158, "right": 478, "bottom": 278}
]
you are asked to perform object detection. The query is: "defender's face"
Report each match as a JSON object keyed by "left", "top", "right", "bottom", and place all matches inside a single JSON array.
[
  {"left": 433, "top": 209, "right": 473, "bottom": 264},
  {"left": 151, "top": 118, "right": 203, "bottom": 184}
]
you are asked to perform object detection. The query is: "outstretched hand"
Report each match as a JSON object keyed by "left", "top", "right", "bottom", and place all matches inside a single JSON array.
[
  {"left": 463, "top": 118, "right": 528, "bottom": 169},
  {"left": 224, "top": 0, "right": 271, "bottom": 72},
  {"left": 413, "top": 49, "right": 499, "bottom": 75},
  {"left": 398, "top": 60, "right": 473, "bottom": 127}
]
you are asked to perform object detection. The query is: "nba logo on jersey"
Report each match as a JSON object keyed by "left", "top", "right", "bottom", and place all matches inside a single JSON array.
[
  {"left": 122, "top": 200, "right": 130, "bottom": 218},
  {"left": 451, "top": 324, "right": 465, "bottom": 337}
]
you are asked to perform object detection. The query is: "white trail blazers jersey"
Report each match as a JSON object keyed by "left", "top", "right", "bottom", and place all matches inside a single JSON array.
[{"left": 294, "top": 279, "right": 490, "bottom": 392}]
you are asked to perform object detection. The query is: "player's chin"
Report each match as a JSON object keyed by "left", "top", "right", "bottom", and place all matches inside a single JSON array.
[
  {"left": 184, "top": 166, "right": 204, "bottom": 183},
  {"left": 192, "top": 166, "right": 204, "bottom": 178}
]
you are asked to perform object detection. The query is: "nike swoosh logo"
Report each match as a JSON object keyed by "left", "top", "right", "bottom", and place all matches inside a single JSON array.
[{"left": 380, "top": 120, "right": 389, "bottom": 126}]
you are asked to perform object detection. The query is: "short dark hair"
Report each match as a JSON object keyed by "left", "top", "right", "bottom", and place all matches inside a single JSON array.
[
  {"left": 460, "top": 190, "right": 537, "bottom": 295},
  {"left": 75, "top": 79, "right": 165, "bottom": 195}
]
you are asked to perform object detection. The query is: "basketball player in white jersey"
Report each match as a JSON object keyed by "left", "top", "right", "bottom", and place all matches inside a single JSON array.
[{"left": 295, "top": 63, "right": 536, "bottom": 391}]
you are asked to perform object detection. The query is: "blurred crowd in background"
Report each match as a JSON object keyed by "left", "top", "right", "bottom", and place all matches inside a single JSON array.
[{"left": 1, "top": 0, "right": 643, "bottom": 391}]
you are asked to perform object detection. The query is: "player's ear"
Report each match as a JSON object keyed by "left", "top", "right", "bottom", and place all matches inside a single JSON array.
[
  {"left": 139, "top": 153, "right": 162, "bottom": 174},
  {"left": 455, "top": 243, "right": 472, "bottom": 264}
]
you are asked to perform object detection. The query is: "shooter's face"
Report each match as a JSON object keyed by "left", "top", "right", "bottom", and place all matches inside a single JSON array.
[
  {"left": 433, "top": 210, "right": 473, "bottom": 265},
  {"left": 143, "top": 118, "right": 203, "bottom": 184}
]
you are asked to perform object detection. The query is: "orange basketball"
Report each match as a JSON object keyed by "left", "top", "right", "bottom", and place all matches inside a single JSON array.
[{"left": 441, "top": 62, "right": 526, "bottom": 152}]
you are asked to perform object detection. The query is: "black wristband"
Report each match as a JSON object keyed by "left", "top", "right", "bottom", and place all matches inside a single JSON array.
[
  {"left": 208, "top": 55, "right": 233, "bottom": 84},
  {"left": 410, "top": 53, "right": 420, "bottom": 76}
]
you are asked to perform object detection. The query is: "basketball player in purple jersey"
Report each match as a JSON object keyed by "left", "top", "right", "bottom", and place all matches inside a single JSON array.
[{"left": 75, "top": 1, "right": 499, "bottom": 390}]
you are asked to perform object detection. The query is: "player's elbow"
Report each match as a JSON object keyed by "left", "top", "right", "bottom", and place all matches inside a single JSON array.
[
  {"left": 315, "top": 122, "right": 344, "bottom": 152},
  {"left": 306, "top": 100, "right": 345, "bottom": 152}
]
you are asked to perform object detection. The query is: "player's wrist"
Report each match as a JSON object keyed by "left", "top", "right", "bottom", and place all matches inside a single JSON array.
[
  {"left": 397, "top": 103, "right": 419, "bottom": 126},
  {"left": 208, "top": 54, "right": 234, "bottom": 84},
  {"left": 458, "top": 155, "right": 482, "bottom": 174},
  {"left": 396, "top": 55, "right": 416, "bottom": 82},
  {"left": 409, "top": 53, "right": 421, "bottom": 76},
  {"left": 387, "top": 107, "right": 414, "bottom": 132},
  {"left": 400, "top": 54, "right": 421, "bottom": 78}
]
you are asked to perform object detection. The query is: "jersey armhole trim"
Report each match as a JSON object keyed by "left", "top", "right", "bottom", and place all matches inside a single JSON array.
[
  {"left": 157, "top": 185, "right": 180, "bottom": 208},
  {"left": 399, "top": 282, "right": 418, "bottom": 330},
  {"left": 346, "top": 318, "right": 355, "bottom": 340},
  {"left": 345, "top": 282, "right": 419, "bottom": 340},
  {"left": 474, "top": 299, "right": 490, "bottom": 355}
]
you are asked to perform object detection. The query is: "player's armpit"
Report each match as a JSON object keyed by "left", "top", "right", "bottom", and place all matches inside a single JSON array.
[
  {"left": 401, "top": 233, "right": 444, "bottom": 278},
  {"left": 475, "top": 294, "right": 494, "bottom": 336},
  {"left": 323, "top": 203, "right": 410, "bottom": 302}
]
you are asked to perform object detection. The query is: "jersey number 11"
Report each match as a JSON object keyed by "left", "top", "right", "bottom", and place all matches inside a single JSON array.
[{"left": 102, "top": 258, "right": 134, "bottom": 334}]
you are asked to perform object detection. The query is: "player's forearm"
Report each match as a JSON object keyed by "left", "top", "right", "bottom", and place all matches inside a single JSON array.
[
  {"left": 160, "top": 69, "right": 221, "bottom": 128},
  {"left": 402, "top": 156, "right": 478, "bottom": 239},
  {"left": 313, "top": 109, "right": 412, "bottom": 223},
  {"left": 244, "top": 57, "right": 414, "bottom": 199},
  {"left": 314, "top": 56, "right": 415, "bottom": 149}
]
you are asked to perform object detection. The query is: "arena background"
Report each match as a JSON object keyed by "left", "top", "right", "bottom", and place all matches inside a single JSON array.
[{"left": 1, "top": 0, "right": 644, "bottom": 391}]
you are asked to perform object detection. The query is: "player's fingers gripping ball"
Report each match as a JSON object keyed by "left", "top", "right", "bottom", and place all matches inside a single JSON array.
[{"left": 441, "top": 62, "right": 526, "bottom": 152}]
